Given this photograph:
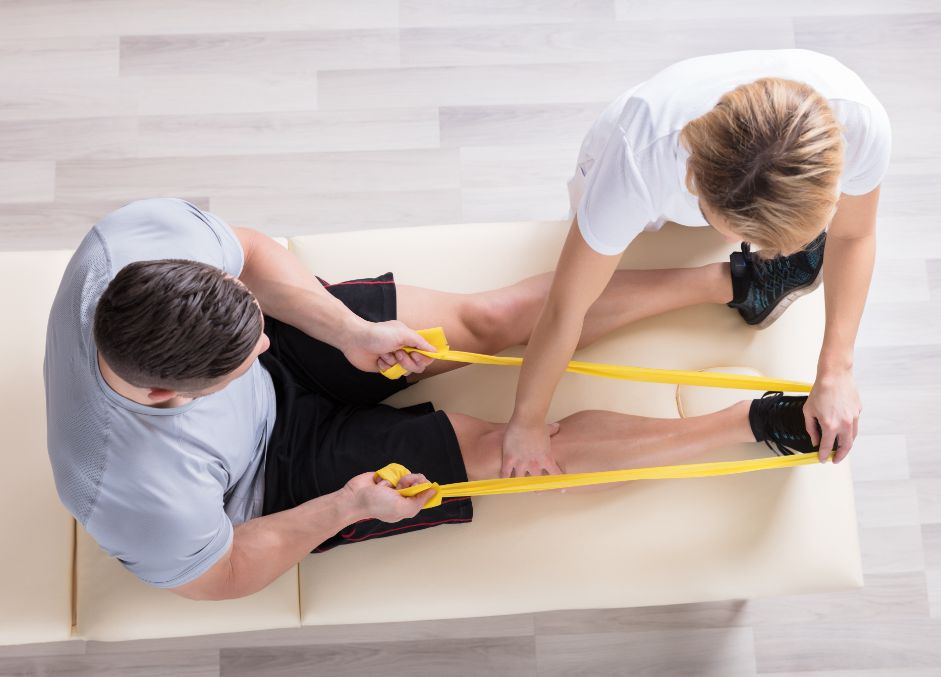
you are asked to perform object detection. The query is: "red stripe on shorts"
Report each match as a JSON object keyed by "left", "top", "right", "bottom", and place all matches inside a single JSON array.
[
  {"left": 321, "top": 280, "right": 395, "bottom": 289},
  {"left": 341, "top": 517, "right": 472, "bottom": 543}
]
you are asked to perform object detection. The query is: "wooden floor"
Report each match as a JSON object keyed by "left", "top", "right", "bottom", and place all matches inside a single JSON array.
[{"left": 1, "top": 1, "right": 939, "bottom": 675}]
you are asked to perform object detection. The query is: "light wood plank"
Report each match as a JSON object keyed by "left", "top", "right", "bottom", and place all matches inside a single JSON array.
[
  {"left": 853, "top": 480, "right": 921, "bottom": 528},
  {"left": 120, "top": 31, "right": 399, "bottom": 77},
  {"left": 55, "top": 150, "right": 461, "bottom": 201},
  {"left": 0, "top": 0, "right": 398, "bottom": 38},
  {"left": 400, "top": 0, "right": 616, "bottom": 27},
  {"left": 754, "top": 620, "right": 941, "bottom": 673},
  {"left": 137, "top": 109, "right": 440, "bottom": 158},
  {"left": 928, "top": 570, "right": 941, "bottom": 620},
  {"left": 220, "top": 637, "right": 536, "bottom": 677},
  {"left": 869, "top": 258, "right": 929, "bottom": 303},
  {"left": 0, "top": 36, "right": 117, "bottom": 79},
  {"left": 462, "top": 186, "right": 570, "bottom": 222},
  {"left": 460, "top": 144, "right": 577, "bottom": 189},
  {"left": 128, "top": 74, "right": 318, "bottom": 117},
  {"left": 747, "top": 572, "right": 929, "bottom": 626},
  {"left": 211, "top": 189, "right": 462, "bottom": 235},
  {"left": 400, "top": 17, "right": 795, "bottom": 68},
  {"left": 319, "top": 61, "right": 646, "bottom": 110},
  {"left": 923, "top": 523, "right": 941, "bottom": 570},
  {"left": 0, "top": 77, "right": 136, "bottom": 122},
  {"left": 534, "top": 600, "right": 751, "bottom": 635},
  {"left": 535, "top": 628, "right": 757, "bottom": 677},
  {"left": 0, "top": 117, "right": 137, "bottom": 162},
  {"left": 86, "top": 614, "right": 535, "bottom": 654},
  {"left": 907, "top": 434, "right": 941, "bottom": 479},
  {"left": 0, "top": 649, "right": 219, "bottom": 677},
  {"left": 0, "top": 161, "right": 55, "bottom": 204},
  {"left": 617, "top": 0, "right": 941, "bottom": 19},
  {"left": 440, "top": 102, "right": 606, "bottom": 148},
  {"left": 916, "top": 479, "right": 941, "bottom": 525},
  {"left": 847, "top": 434, "right": 910, "bottom": 483},
  {"left": 857, "top": 525, "right": 925, "bottom": 575}
]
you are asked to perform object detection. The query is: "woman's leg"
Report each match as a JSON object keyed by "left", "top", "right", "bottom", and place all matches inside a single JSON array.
[
  {"left": 448, "top": 400, "right": 753, "bottom": 482},
  {"left": 397, "top": 263, "right": 732, "bottom": 380}
]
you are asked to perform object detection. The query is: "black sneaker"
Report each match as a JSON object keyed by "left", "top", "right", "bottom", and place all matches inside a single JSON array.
[
  {"left": 728, "top": 231, "right": 826, "bottom": 329},
  {"left": 748, "top": 392, "right": 818, "bottom": 456}
]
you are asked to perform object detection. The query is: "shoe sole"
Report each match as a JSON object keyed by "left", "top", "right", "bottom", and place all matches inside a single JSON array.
[{"left": 754, "top": 270, "right": 824, "bottom": 330}]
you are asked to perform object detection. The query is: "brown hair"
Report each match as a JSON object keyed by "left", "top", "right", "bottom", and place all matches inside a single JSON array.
[
  {"left": 680, "top": 77, "right": 844, "bottom": 255},
  {"left": 93, "top": 260, "right": 263, "bottom": 392}
]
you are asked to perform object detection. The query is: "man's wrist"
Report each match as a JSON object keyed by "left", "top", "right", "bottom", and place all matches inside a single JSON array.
[
  {"left": 335, "top": 484, "right": 371, "bottom": 524},
  {"left": 335, "top": 313, "right": 370, "bottom": 353}
]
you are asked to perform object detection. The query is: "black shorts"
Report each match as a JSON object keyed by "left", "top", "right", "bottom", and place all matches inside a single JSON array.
[{"left": 259, "top": 272, "right": 473, "bottom": 552}]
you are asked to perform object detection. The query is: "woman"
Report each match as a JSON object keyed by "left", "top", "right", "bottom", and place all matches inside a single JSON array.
[{"left": 503, "top": 49, "right": 891, "bottom": 477}]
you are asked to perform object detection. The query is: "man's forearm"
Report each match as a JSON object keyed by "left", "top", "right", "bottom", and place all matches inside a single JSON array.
[
  {"left": 236, "top": 227, "right": 366, "bottom": 349},
  {"left": 818, "top": 231, "right": 875, "bottom": 376},
  {"left": 198, "top": 489, "right": 365, "bottom": 601}
]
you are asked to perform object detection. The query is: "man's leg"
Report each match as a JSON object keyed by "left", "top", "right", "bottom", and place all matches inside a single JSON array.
[
  {"left": 448, "top": 400, "right": 753, "bottom": 482},
  {"left": 397, "top": 263, "right": 732, "bottom": 380}
]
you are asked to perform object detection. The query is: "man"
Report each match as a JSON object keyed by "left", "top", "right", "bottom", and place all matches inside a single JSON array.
[{"left": 46, "top": 198, "right": 819, "bottom": 601}]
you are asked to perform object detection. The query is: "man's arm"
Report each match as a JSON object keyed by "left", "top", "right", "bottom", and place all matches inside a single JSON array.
[
  {"left": 804, "top": 186, "right": 880, "bottom": 463},
  {"left": 234, "top": 227, "right": 433, "bottom": 374},
  {"left": 173, "top": 472, "right": 435, "bottom": 601}
]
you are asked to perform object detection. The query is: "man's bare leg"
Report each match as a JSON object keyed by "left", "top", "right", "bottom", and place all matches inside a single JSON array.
[
  {"left": 448, "top": 400, "right": 754, "bottom": 482},
  {"left": 396, "top": 263, "right": 732, "bottom": 380}
]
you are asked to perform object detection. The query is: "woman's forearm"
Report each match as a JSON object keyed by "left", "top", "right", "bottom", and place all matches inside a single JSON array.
[
  {"left": 510, "top": 219, "right": 623, "bottom": 429},
  {"left": 818, "top": 231, "right": 875, "bottom": 376},
  {"left": 511, "top": 300, "right": 588, "bottom": 427}
]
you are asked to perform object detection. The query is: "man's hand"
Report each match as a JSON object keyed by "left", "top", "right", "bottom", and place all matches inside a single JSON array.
[
  {"left": 342, "top": 320, "right": 436, "bottom": 375},
  {"left": 500, "top": 421, "right": 563, "bottom": 478},
  {"left": 803, "top": 370, "right": 861, "bottom": 464},
  {"left": 343, "top": 471, "right": 437, "bottom": 523}
]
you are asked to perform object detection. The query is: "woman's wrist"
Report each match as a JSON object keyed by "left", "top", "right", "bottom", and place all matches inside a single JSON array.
[{"left": 816, "top": 349, "right": 854, "bottom": 380}]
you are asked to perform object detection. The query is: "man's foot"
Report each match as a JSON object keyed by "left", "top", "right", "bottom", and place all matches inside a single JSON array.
[
  {"left": 748, "top": 392, "right": 818, "bottom": 456},
  {"left": 727, "top": 231, "right": 826, "bottom": 329}
]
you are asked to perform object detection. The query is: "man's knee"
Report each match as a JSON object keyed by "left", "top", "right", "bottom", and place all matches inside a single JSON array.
[
  {"left": 460, "top": 293, "right": 528, "bottom": 352},
  {"left": 447, "top": 413, "right": 503, "bottom": 481}
]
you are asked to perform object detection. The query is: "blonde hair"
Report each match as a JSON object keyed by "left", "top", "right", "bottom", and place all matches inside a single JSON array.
[{"left": 680, "top": 78, "right": 844, "bottom": 256}]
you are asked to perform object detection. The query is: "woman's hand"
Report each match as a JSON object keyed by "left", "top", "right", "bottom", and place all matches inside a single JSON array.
[
  {"left": 501, "top": 421, "right": 563, "bottom": 478},
  {"left": 803, "top": 369, "right": 861, "bottom": 464}
]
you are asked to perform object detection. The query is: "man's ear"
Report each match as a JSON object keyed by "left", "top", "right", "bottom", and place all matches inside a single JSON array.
[{"left": 146, "top": 388, "right": 178, "bottom": 403}]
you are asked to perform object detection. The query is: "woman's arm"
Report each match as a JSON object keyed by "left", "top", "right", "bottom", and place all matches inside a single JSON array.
[
  {"left": 502, "top": 219, "right": 622, "bottom": 477},
  {"left": 804, "top": 186, "right": 880, "bottom": 462}
]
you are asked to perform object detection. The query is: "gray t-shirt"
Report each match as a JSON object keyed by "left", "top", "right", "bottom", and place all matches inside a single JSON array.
[{"left": 44, "top": 198, "right": 276, "bottom": 588}]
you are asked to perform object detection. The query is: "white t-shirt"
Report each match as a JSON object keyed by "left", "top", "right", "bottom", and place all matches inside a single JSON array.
[{"left": 570, "top": 49, "right": 892, "bottom": 256}]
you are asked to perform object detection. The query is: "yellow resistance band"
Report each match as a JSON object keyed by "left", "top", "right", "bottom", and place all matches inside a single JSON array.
[
  {"left": 377, "top": 327, "right": 819, "bottom": 509},
  {"left": 381, "top": 327, "right": 812, "bottom": 393},
  {"left": 377, "top": 454, "right": 821, "bottom": 509}
]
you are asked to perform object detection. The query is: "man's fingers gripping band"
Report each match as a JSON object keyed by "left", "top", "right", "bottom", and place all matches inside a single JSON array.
[{"left": 374, "top": 463, "right": 443, "bottom": 508}]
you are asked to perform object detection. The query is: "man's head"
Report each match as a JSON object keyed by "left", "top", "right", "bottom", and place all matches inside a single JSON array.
[
  {"left": 94, "top": 260, "right": 267, "bottom": 398},
  {"left": 680, "top": 77, "right": 844, "bottom": 256}
]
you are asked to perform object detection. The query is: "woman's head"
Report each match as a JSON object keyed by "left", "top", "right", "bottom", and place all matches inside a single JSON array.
[{"left": 680, "top": 77, "right": 844, "bottom": 256}]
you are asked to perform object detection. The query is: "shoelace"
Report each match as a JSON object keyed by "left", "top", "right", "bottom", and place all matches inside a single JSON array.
[{"left": 755, "top": 391, "right": 808, "bottom": 455}]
